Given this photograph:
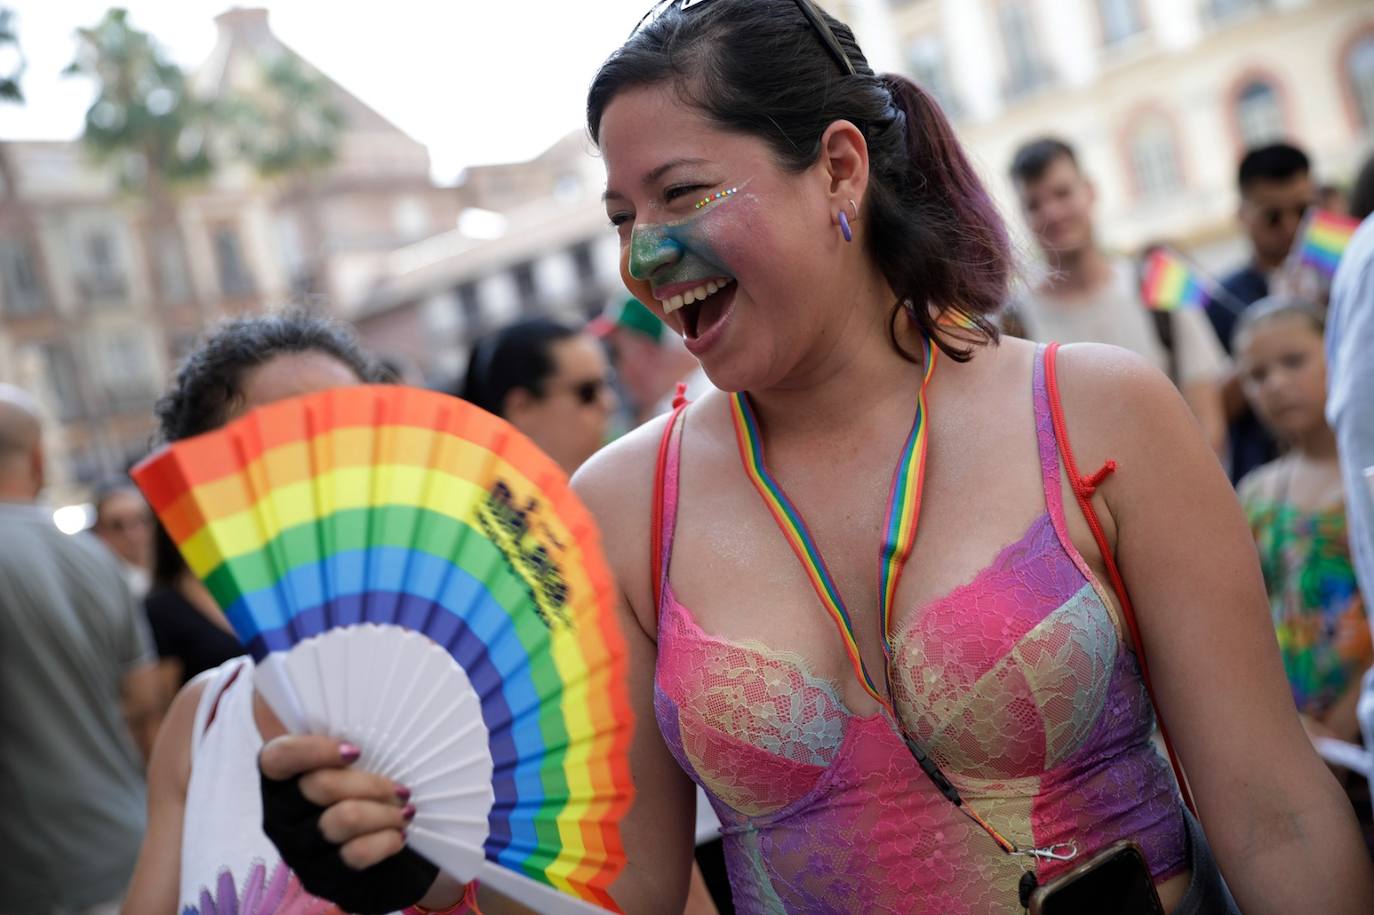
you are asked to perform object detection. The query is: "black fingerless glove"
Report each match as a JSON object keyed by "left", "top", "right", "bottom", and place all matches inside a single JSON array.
[{"left": 260, "top": 768, "right": 440, "bottom": 914}]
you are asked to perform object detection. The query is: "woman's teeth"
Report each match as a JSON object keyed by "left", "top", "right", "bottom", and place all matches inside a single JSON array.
[{"left": 661, "top": 279, "right": 731, "bottom": 314}]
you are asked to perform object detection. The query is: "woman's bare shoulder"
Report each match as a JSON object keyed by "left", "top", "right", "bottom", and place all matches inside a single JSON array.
[
  {"left": 1044, "top": 341, "right": 1187, "bottom": 461},
  {"left": 573, "top": 411, "right": 675, "bottom": 523}
]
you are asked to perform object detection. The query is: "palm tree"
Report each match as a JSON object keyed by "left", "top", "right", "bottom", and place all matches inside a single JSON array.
[
  {"left": 0, "top": 7, "right": 26, "bottom": 203},
  {"left": 64, "top": 8, "right": 210, "bottom": 319},
  {"left": 0, "top": 7, "right": 23, "bottom": 104},
  {"left": 222, "top": 52, "right": 343, "bottom": 299}
]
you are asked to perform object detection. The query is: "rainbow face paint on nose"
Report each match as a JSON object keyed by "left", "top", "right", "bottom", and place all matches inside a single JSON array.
[{"left": 628, "top": 225, "right": 684, "bottom": 282}]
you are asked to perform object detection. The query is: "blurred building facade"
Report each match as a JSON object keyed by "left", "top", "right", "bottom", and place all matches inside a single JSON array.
[
  {"left": 9, "top": 1, "right": 1372, "bottom": 492},
  {"left": 357, "top": 0, "right": 1374, "bottom": 391},
  {"left": 0, "top": 7, "right": 461, "bottom": 493},
  {"left": 825, "top": 0, "right": 1374, "bottom": 268},
  {"left": 353, "top": 131, "right": 620, "bottom": 388}
]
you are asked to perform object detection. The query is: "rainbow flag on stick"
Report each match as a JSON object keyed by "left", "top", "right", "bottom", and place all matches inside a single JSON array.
[
  {"left": 1140, "top": 247, "right": 1208, "bottom": 311},
  {"left": 1297, "top": 210, "right": 1360, "bottom": 278}
]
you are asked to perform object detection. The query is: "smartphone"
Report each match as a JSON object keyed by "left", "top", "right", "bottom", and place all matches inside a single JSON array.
[{"left": 1028, "top": 841, "right": 1165, "bottom": 915}]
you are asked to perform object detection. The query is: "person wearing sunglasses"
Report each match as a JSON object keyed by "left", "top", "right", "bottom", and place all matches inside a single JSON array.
[
  {"left": 91, "top": 477, "right": 155, "bottom": 600},
  {"left": 1209, "top": 143, "right": 1317, "bottom": 484},
  {"left": 254, "top": 2, "right": 1373, "bottom": 912},
  {"left": 460, "top": 317, "right": 618, "bottom": 475}
]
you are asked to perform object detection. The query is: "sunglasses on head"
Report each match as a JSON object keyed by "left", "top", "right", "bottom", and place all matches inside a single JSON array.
[{"left": 631, "top": 0, "right": 856, "bottom": 76}]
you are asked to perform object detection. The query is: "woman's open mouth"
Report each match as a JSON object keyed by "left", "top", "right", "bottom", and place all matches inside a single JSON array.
[{"left": 655, "top": 277, "right": 736, "bottom": 345}]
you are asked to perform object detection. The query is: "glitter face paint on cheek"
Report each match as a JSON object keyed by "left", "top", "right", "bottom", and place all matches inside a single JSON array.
[{"left": 625, "top": 183, "right": 755, "bottom": 299}]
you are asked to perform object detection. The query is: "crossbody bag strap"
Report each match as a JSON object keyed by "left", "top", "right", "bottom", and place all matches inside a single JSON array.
[{"left": 1043, "top": 342, "right": 1197, "bottom": 816}]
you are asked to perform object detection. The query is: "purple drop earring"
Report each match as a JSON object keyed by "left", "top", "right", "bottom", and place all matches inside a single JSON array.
[{"left": 838, "top": 209, "right": 853, "bottom": 243}]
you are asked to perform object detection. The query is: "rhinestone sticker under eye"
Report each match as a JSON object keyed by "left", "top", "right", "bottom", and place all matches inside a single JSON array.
[{"left": 694, "top": 186, "right": 740, "bottom": 210}]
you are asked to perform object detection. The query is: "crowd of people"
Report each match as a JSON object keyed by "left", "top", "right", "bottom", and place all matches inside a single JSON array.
[{"left": 4, "top": 1, "right": 1374, "bottom": 913}]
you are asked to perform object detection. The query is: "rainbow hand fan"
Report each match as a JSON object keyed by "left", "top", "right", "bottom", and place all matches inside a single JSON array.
[{"left": 133, "top": 385, "right": 633, "bottom": 913}]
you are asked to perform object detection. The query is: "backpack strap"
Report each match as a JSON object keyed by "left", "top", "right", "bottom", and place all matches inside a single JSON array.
[{"left": 1043, "top": 342, "right": 1197, "bottom": 816}]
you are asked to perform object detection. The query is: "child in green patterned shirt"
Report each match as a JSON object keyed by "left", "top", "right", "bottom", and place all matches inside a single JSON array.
[{"left": 1236, "top": 297, "right": 1371, "bottom": 744}]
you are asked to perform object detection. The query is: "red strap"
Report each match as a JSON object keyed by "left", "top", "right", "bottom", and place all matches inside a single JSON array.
[
  {"left": 203, "top": 662, "right": 244, "bottom": 734},
  {"left": 649, "top": 392, "right": 690, "bottom": 621},
  {"left": 1042, "top": 343, "right": 1196, "bottom": 816}
]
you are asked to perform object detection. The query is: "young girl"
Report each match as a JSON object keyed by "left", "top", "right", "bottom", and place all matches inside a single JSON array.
[
  {"left": 257, "top": 2, "right": 1374, "bottom": 912},
  {"left": 1236, "top": 298, "right": 1372, "bottom": 743}
]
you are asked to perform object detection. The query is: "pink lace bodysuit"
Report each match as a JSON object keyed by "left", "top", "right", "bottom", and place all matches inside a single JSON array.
[{"left": 652, "top": 347, "right": 1188, "bottom": 913}]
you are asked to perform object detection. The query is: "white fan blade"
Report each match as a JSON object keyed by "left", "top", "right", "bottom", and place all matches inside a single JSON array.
[
  {"left": 266, "top": 625, "right": 496, "bottom": 869},
  {"left": 254, "top": 654, "right": 307, "bottom": 734},
  {"left": 371, "top": 637, "right": 473, "bottom": 777}
]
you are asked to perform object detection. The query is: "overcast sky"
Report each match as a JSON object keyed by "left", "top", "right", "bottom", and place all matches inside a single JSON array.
[{"left": 0, "top": 0, "right": 655, "bottom": 183}]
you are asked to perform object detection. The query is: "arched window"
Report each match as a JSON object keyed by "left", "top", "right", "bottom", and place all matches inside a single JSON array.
[
  {"left": 1127, "top": 113, "right": 1184, "bottom": 200},
  {"left": 1235, "top": 79, "right": 1285, "bottom": 147},
  {"left": 1348, "top": 34, "right": 1374, "bottom": 131}
]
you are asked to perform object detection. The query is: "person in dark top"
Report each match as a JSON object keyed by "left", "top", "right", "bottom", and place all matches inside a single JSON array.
[
  {"left": 459, "top": 317, "right": 617, "bottom": 475},
  {"left": 1351, "top": 153, "right": 1374, "bottom": 224},
  {"left": 1210, "top": 142, "right": 1317, "bottom": 483},
  {"left": 143, "top": 520, "right": 244, "bottom": 689}
]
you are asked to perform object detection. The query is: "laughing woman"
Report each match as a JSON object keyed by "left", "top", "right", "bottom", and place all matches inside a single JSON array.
[{"left": 256, "top": 2, "right": 1374, "bottom": 912}]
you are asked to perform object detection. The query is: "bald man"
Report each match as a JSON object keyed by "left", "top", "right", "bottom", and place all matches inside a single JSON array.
[{"left": 0, "top": 385, "right": 162, "bottom": 914}]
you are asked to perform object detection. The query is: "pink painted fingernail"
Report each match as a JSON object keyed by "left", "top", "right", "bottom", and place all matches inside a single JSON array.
[
  {"left": 403, "top": 804, "right": 416, "bottom": 821},
  {"left": 395, "top": 785, "right": 412, "bottom": 801},
  {"left": 339, "top": 743, "right": 360, "bottom": 763}
]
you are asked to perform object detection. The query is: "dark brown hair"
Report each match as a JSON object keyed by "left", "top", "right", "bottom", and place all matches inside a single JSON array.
[
  {"left": 587, "top": 0, "right": 1009, "bottom": 361},
  {"left": 1237, "top": 142, "right": 1310, "bottom": 194},
  {"left": 458, "top": 318, "right": 579, "bottom": 417},
  {"left": 155, "top": 309, "right": 382, "bottom": 443},
  {"left": 1009, "top": 137, "right": 1079, "bottom": 185}
]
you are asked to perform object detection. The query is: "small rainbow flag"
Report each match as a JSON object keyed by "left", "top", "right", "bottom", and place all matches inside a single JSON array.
[
  {"left": 1298, "top": 210, "right": 1361, "bottom": 277},
  {"left": 1140, "top": 247, "right": 1207, "bottom": 311}
]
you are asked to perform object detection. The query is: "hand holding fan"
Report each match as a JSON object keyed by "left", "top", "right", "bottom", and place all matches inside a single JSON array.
[{"left": 133, "top": 385, "right": 634, "bottom": 913}]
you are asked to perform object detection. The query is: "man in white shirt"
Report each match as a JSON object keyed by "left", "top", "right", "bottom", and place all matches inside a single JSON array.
[{"left": 1008, "top": 137, "right": 1229, "bottom": 456}]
